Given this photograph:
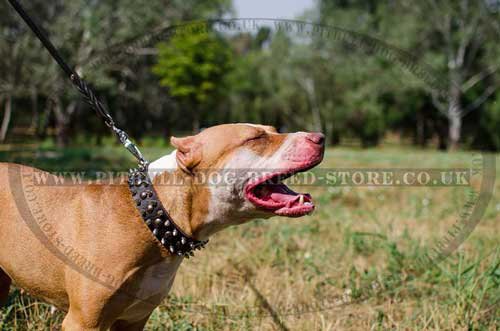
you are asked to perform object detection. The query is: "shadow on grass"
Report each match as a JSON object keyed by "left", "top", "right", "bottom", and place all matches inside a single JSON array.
[{"left": 0, "top": 145, "right": 173, "bottom": 178}]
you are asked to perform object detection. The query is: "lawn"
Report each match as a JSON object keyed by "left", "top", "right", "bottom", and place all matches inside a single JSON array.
[{"left": 0, "top": 144, "right": 499, "bottom": 330}]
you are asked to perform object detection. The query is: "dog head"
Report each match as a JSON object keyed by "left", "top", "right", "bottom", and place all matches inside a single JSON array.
[{"left": 149, "top": 123, "right": 325, "bottom": 239}]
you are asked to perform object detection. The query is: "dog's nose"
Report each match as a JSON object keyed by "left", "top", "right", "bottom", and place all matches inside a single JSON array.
[{"left": 305, "top": 132, "right": 325, "bottom": 145}]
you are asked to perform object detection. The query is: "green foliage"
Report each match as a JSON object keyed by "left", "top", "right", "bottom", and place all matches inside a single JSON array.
[
  {"left": 1, "top": 0, "right": 500, "bottom": 149},
  {"left": 153, "top": 26, "right": 232, "bottom": 130},
  {"left": 478, "top": 95, "right": 500, "bottom": 150}
]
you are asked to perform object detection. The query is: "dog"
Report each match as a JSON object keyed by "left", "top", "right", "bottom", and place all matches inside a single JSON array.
[{"left": 0, "top": 123, "right": 325, "bottom": 330}]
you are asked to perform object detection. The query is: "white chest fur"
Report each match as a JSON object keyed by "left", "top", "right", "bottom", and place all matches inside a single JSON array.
[{"left": 148, "top": 150, "right": 178, "bottom": 179}]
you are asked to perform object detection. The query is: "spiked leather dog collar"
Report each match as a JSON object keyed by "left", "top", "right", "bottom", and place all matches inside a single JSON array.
[{"left": 128, "top": 165, "right": 208, "bottom": 258}]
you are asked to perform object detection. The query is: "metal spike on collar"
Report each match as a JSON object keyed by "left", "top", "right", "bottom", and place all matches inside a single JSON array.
[{"left": 127, "top": 165, "right": 208, "bottom": 258}]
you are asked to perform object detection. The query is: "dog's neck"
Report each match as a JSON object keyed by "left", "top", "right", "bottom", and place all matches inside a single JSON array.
[{"left": 147, "top": 151, "right": 209, "bottom": 241}]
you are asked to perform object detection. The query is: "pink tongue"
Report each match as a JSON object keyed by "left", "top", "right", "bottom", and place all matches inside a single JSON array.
[
  {"left": 266, "top": 184, "right": 298, "bottom": 203},
  {"left": 270, "top": 191, "right": 298, "bottom": 203}
]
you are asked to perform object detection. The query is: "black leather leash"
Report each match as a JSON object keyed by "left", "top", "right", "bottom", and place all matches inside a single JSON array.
[
  {"left": 7, "top": 0, "right": 207, "bottom": 257},
  {"left": 7, "top": 0, "right": 146, "bottom": 165}
]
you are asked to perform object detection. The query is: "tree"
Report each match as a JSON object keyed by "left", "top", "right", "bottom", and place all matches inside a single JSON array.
[
  {"left": 0, "top": 1, "right": 48, "bottom": 142},
  {"left": 412, "top": 1, "right": 500, "bottom": 150},
  {"left": 476, "top": 93, "right": 500, "bottom": 150},
  {"left": 153, "top": 26, "right": 233, "bottom": 132},
  {"left": 0, "top": 0, "right": 232, "bottom": 145},
  {"left": 315, "top": 0, "right": 500, "bottom": 150}
]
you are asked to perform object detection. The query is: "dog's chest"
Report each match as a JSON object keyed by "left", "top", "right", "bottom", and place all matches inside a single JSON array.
[{"left": 119, "top": 258, "right": 182, "bottom": 321}]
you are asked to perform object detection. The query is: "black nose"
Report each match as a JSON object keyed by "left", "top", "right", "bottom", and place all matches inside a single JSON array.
[{"left": 306, "top": 132, "right": 325, "bottom": 145}]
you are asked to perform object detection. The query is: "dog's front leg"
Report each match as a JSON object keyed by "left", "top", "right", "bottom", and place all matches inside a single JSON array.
[
  {"left": 61, "top": 309, "right": 109, "bottom": 331},
  {"left": 109, "top": 314, "right": 152, "bottom": 331}
]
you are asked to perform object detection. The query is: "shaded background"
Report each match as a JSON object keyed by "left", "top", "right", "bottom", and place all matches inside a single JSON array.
[{"left": 0, "top": 0, "right": 499, "bottom": 152}]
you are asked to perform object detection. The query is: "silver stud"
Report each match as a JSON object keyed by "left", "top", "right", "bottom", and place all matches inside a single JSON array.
[
  {"left": 157, "top": 210, "right": 164, "bottom": 216},
  {"left": 172, "top": 229, "right": 178, "bottom": 237},
  {"left": 153, "top": 228, "right": 158, "bottom": 236},
  {"left": 135, "top": 179, "right": 142, "bottom": 186},
  {"left": 145, "top": 219, "right": 152, "bottom": 226},
  {"left": 161, "top": 238, "right": 166, "bottom": 245},
  {"left": 165, "top": 231, "right": 172, "bottom": 238},
  {"left": 181, "top": 237, "right": 186, "bottom": 245},
  {"left": 169, "top": 245, "right": 175, "bottom": 254},
  {"left": 147, "top": 204, "right": 154, "bottom": 212},
  {"left": 140, "top": 192, "right": 147, "bottom": 199},
  {"left": 164, "top": 220, "right": 170, "bottom": 227},
  {"left": 154, "top": 218, "right": 162, "bottom": 226}
]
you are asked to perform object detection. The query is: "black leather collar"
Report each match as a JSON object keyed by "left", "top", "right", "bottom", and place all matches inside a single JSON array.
[{"left": 128, "top": 164, "right": 208, "bottom": 258}]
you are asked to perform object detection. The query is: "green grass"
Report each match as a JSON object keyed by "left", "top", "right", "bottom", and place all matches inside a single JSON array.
[{"left": 0, "top": 144, "right": 499, "bottom": 330}]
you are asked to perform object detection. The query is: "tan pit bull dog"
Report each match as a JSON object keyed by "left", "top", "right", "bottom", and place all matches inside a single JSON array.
[{"left": 0, "top": 123, "right": 325, "bottom": 330}]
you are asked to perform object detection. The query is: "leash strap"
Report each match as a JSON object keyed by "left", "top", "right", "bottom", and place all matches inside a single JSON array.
[{"left": 7, "top": 0, "right": 147, "bottom": 165}]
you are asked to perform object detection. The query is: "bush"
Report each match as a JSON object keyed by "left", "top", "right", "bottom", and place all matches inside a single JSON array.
[{"left": 471, "top": 95, "right": 500, "bottom": 151}]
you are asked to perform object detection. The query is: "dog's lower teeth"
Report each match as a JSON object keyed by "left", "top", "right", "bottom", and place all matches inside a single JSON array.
[
  {"left": 304, "top": 202, "right": 312, "bottom": 206},
  {"left": 299, "top": 195, "right": 304, "bottom": 204}
]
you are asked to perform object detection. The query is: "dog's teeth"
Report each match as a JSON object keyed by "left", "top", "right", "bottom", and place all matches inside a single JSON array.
[
  {"left": 299, "top": 195, "right": 304, "bottom": 204},
  {"left": 304, "top": 202, "right": 312, "bottom": 206}
]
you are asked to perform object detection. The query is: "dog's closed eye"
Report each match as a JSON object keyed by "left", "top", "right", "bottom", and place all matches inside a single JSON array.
[{"left": 244, "top": 131, "right": 266, "bottom": 143}]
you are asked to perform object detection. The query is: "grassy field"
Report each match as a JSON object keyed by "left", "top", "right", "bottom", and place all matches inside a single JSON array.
[{"left": 0, "top": 144, "right": 499, "bottom": 330}]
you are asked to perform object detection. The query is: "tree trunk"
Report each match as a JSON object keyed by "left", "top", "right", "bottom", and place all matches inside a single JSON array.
[
  {"left": 192, "top": 108, "right": 200, "bottom": 133},
  {"left": 163, "top": 125, "right": 171, "bottom": 140},
  {"left": 416, "top": 107, "right": 425, "bottom": 147},
  {"left": 448, "top": 114, "right": 462, "bottom": 151},
  {"left": 0, "top": 96, "right": 12, "bottom": 143},
  {"left": 53, "top": 99, "right": 76, "bottom": 148},
  {"left": 447, "top": 86, "right": 462, "bottom": 151},
  {"left": 37, "top": 100, "right": 52, "bottom": 139},
  {"left": 30, "top": 88, "right": 39, "bottom": 133},
  {"left": 301, "top": 78, "right": 322, "bottom": 132}
]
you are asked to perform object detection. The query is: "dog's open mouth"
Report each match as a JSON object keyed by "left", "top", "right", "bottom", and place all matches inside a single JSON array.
[{"left": 244, "top": 164, "right": 317, "bottom": 217}]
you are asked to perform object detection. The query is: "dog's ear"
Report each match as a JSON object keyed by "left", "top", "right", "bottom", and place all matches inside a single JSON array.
[{"left": 170, "top": 136, "right": 202, "bottom": 174}]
